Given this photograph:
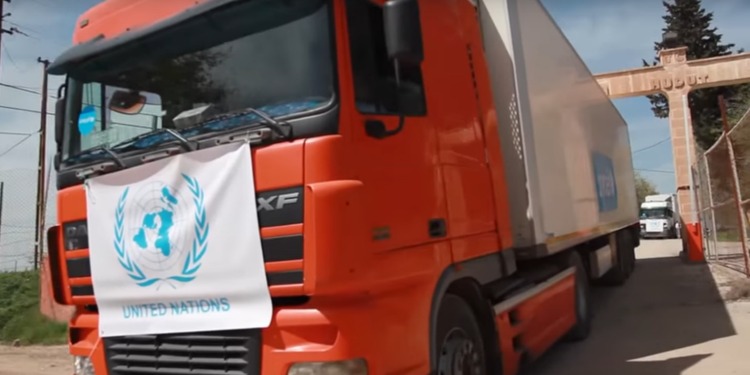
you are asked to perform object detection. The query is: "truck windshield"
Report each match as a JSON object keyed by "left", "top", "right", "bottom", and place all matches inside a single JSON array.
[
  {"left": 640, "top": 208, "right": 669, "bottom": 219},
  {"left": 61, "top": 0, "right": 334, "bottom": 162}
]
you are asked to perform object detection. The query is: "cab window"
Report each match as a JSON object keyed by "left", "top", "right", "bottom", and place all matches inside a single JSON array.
[{"left": 345, "top": 0, "right": 427, "bottom": 116}]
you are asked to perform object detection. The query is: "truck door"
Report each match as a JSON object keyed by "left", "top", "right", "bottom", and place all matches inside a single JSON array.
[
  {"left": 427, "top": 0, "right": 498, "bottom": 262},
  {"left": 345, "top": 0, "right": 449, "bottom": 252}
]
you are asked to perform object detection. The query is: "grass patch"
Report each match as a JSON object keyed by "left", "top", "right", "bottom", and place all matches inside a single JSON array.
[
  {"left": 716, "top": 230, "right": 741, "bottom": 242},
  {"left": 0, "top": 270, "right": 67, "bottom": 345}
]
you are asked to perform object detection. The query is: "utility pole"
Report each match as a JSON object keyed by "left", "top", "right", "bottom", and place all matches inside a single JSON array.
[
  {"left": 0, "top": 0, "right": 11, "bottom": 260},
  {"left": 33, "top": 57, "right": 49, "bottom": 270},
  {"left": 0, "top": 0, "right": 13, "bottom": 74}
]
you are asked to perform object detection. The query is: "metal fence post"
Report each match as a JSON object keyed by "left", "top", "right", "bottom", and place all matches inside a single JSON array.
[
  {"left": 691, "top": 165, "right": 706, "bottom": 258},
  {"left": 704, "top": 155, "right": 718, "bottom": 261},
  {"left": 719, "top": 96, "right": 750, "bottom": 276}
]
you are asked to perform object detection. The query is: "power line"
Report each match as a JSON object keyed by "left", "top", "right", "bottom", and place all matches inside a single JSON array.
[
  {"left": 0, "top": 228, "right": 34, "bottom": 234},
  {"left": 1, "top": 44, "right": 17, "bottom": 70},
  {"left": 0, "top": 246, "right": 35, "bottom": 257},
  {"left": 0, "top": 132, "right": 34, "bottom": 158},
  {"left": 2, "top": 20, "right": 37, "bottom": 35},
  {"left": 0, "top": 224, "right": 35, "bottom": 229},
  {"left": 0, "top": 102, "right": 160, "bottom": 130},
  {"left": 0, "top": 82, "right": 58, "bottom": 98},
  {"left": 0, "top": 82, "right": 41, "bottom": 95},
  {"left": 8, "top": 26, "right": 28, "bottom": 38},
  {"left": 0, "top": 130, "right": 32, "bottom": 136},
  {"left": 636, "top": 168, "right": 674, "bottom": 174},
  {"left": 0, "top": 248, "right": 32, "bottom": 255},
  {"left": 633, "top": 137, "right": 671, "bottom": 155},
  {"left": 2, "top": 83, "right": 45, "bottom": 91},
  {"left": 0, "top": 103, "right": 52, "bottom": 115}
]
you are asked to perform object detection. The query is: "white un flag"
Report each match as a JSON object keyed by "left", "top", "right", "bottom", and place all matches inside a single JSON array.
[{"left": 85, "top": 142, "right": 272, "bottom": 337}]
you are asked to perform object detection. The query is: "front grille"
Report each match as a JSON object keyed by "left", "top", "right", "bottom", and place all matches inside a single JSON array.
[{"left": 104, "top": 329, "right": 261, "bottom": 375}]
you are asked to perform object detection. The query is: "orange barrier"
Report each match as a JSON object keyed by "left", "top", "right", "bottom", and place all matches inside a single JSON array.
[{"left": 683, "top": 222, "right": 705, "bottom": 263}]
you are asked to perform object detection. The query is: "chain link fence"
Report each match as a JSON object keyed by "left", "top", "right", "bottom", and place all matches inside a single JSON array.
[
  {"left": 0, "top": 166, "right": 55, "bottom": 273},
  {"left": 697, "top": 105, "right": 750, "bottom": 275}
]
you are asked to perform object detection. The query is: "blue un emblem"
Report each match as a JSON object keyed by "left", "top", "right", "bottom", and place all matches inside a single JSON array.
[{"left": 114, "top": 174, "right": 209, "bottom": 288}]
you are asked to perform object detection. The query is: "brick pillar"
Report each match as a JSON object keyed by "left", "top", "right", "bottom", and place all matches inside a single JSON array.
[{"left": 667, "top": 90, "right": 698, "bottom": 224}]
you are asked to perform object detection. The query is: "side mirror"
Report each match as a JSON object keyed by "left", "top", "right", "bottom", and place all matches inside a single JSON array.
[
  {"left": 54, "top": 98, "right": 66, "bottom": 146},
  {"left": 383, "top": 0, "right": 424, "bottom": 66},
  {"left": 54, "top": 83, "right": 67, "bottom": 147},
  {"left": 54, "top": 84, "right": 66, "bottom": 171}
]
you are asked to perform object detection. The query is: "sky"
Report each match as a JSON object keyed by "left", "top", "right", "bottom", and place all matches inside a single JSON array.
[
  {"left": 0, "top": 0, "right": 748, "bottom": 268},
  {"left": 542, "top": 0, "right": 750, "bottom": 193}
]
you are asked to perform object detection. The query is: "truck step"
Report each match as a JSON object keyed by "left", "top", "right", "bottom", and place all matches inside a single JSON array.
[{"left": 486, "top": 277, "right": 530, "bottom": 303}]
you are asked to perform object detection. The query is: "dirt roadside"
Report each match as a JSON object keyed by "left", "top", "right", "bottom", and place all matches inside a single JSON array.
[{"left": 0, "top": 345, "right": 71, "bottom": 375}]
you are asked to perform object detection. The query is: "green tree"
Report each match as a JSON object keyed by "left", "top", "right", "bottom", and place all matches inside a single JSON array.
[
  {"left": 642, "top": 0, "right": 750, "bottom": 150},
  {"left": 635, "top": 172, "right": 659, "bottom": 205}
]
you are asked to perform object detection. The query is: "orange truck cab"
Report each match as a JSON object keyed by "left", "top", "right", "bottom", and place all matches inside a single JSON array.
[{"left": 45, "top": 0, "right": 640, "bottom": 374}]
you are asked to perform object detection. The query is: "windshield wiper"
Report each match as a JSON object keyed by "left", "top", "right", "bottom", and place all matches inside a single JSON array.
[
  {"left": 100, "top": 147, "right": 125, "bottom": 167},
  {"left": 111, "top": 128, "right": 196, "bottom": 152},
  {"left": 246, "top": 108, "right": 293, "bottom": 139},
  {"left": 71, "top": 128, "right": 193, "bottom": 160},
  {"left": 69, "top": 145, "right": 126, "bottom": 179},
  {"left": 163, "top": 128, "right": 196, "bottom": 151},
  {"left": 67, "top": 145, "right": 125, "bottom": 168},
  {"left": 197, "top": 107, "right": 293, "bottom": 140},
  {"left": 68, "top": 106, "right": 295, "bottom": 169}
]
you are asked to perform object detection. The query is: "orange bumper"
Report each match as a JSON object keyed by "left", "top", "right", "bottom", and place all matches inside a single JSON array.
[{"left": 67, "top": 289, "right": 435, "bottom": 374}]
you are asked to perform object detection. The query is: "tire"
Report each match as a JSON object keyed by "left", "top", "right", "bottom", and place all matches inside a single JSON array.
[
  {"left": 435, "top": 294, "right": 487, "bottom": 375},
  {"left": 601, "top": 230, "right": 635, "bottom": 285},
  {"left": 601, "top": 245, "right": 627, "bottom": 285},
  {"left": 621, "top": 230, "right": 635, "bottom": 276},
  {"left": 628, "top": 235, "right": 637, "bottom": 273},
  {"left": 564, "top": 251, "right": 592, "bottom": 341}
]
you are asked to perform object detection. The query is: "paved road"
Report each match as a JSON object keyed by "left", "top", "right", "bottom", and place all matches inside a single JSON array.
[
  {"left": 525, "top": 239, "right": 750, "bottom": 375},
  {"left": 4, "top": 239, "right": 750, "bottom": 375}
]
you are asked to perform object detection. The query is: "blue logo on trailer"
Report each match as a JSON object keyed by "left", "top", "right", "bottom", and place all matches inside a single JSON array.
[
  {"left": 78, "top": 105, "right": 97, "bottom": 135},
  {"left": 592, "top": 152, "right": 618, "bottom": 212}
]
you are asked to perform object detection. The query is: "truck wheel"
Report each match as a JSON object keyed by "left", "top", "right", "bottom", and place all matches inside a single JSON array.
[
  {"left": 627, "top": 232, "right": 637, "bottom": 274},
  {"left": 620, "top": 230, "right": 635, "bottom": 276},
  {"left": 600, "top": 231, "right": 631, "bottom": 285},
  {"left": 564, "top": 251, "right": 591, "bottom": 341},
  {"left": 435, "top": 294, "right": 487, "bottom": 375}
]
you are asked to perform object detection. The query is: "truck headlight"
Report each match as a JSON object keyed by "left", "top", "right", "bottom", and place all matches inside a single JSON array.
[
  {"left": 288, "top": 358, "right": 367, "bottom": 375},
  {"left": 63, "top": 220, "right": 89, "bottom": 250},
  {"left": 74, "top": 356, "right": 95, "bottom": 375}
]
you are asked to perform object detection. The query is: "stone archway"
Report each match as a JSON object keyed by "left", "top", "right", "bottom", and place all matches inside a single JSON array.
[{"left": 594, "top": 47, "right": 750, "bottom": 227}]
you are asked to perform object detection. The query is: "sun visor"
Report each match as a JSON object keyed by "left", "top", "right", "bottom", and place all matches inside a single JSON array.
[{"left": 47, "top": 0, "right": 240, "bottom": 76}]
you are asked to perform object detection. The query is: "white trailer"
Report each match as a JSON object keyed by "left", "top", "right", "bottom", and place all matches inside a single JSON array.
[{"left": 480, "top": 0, "right": 639, "bottom": 260}]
